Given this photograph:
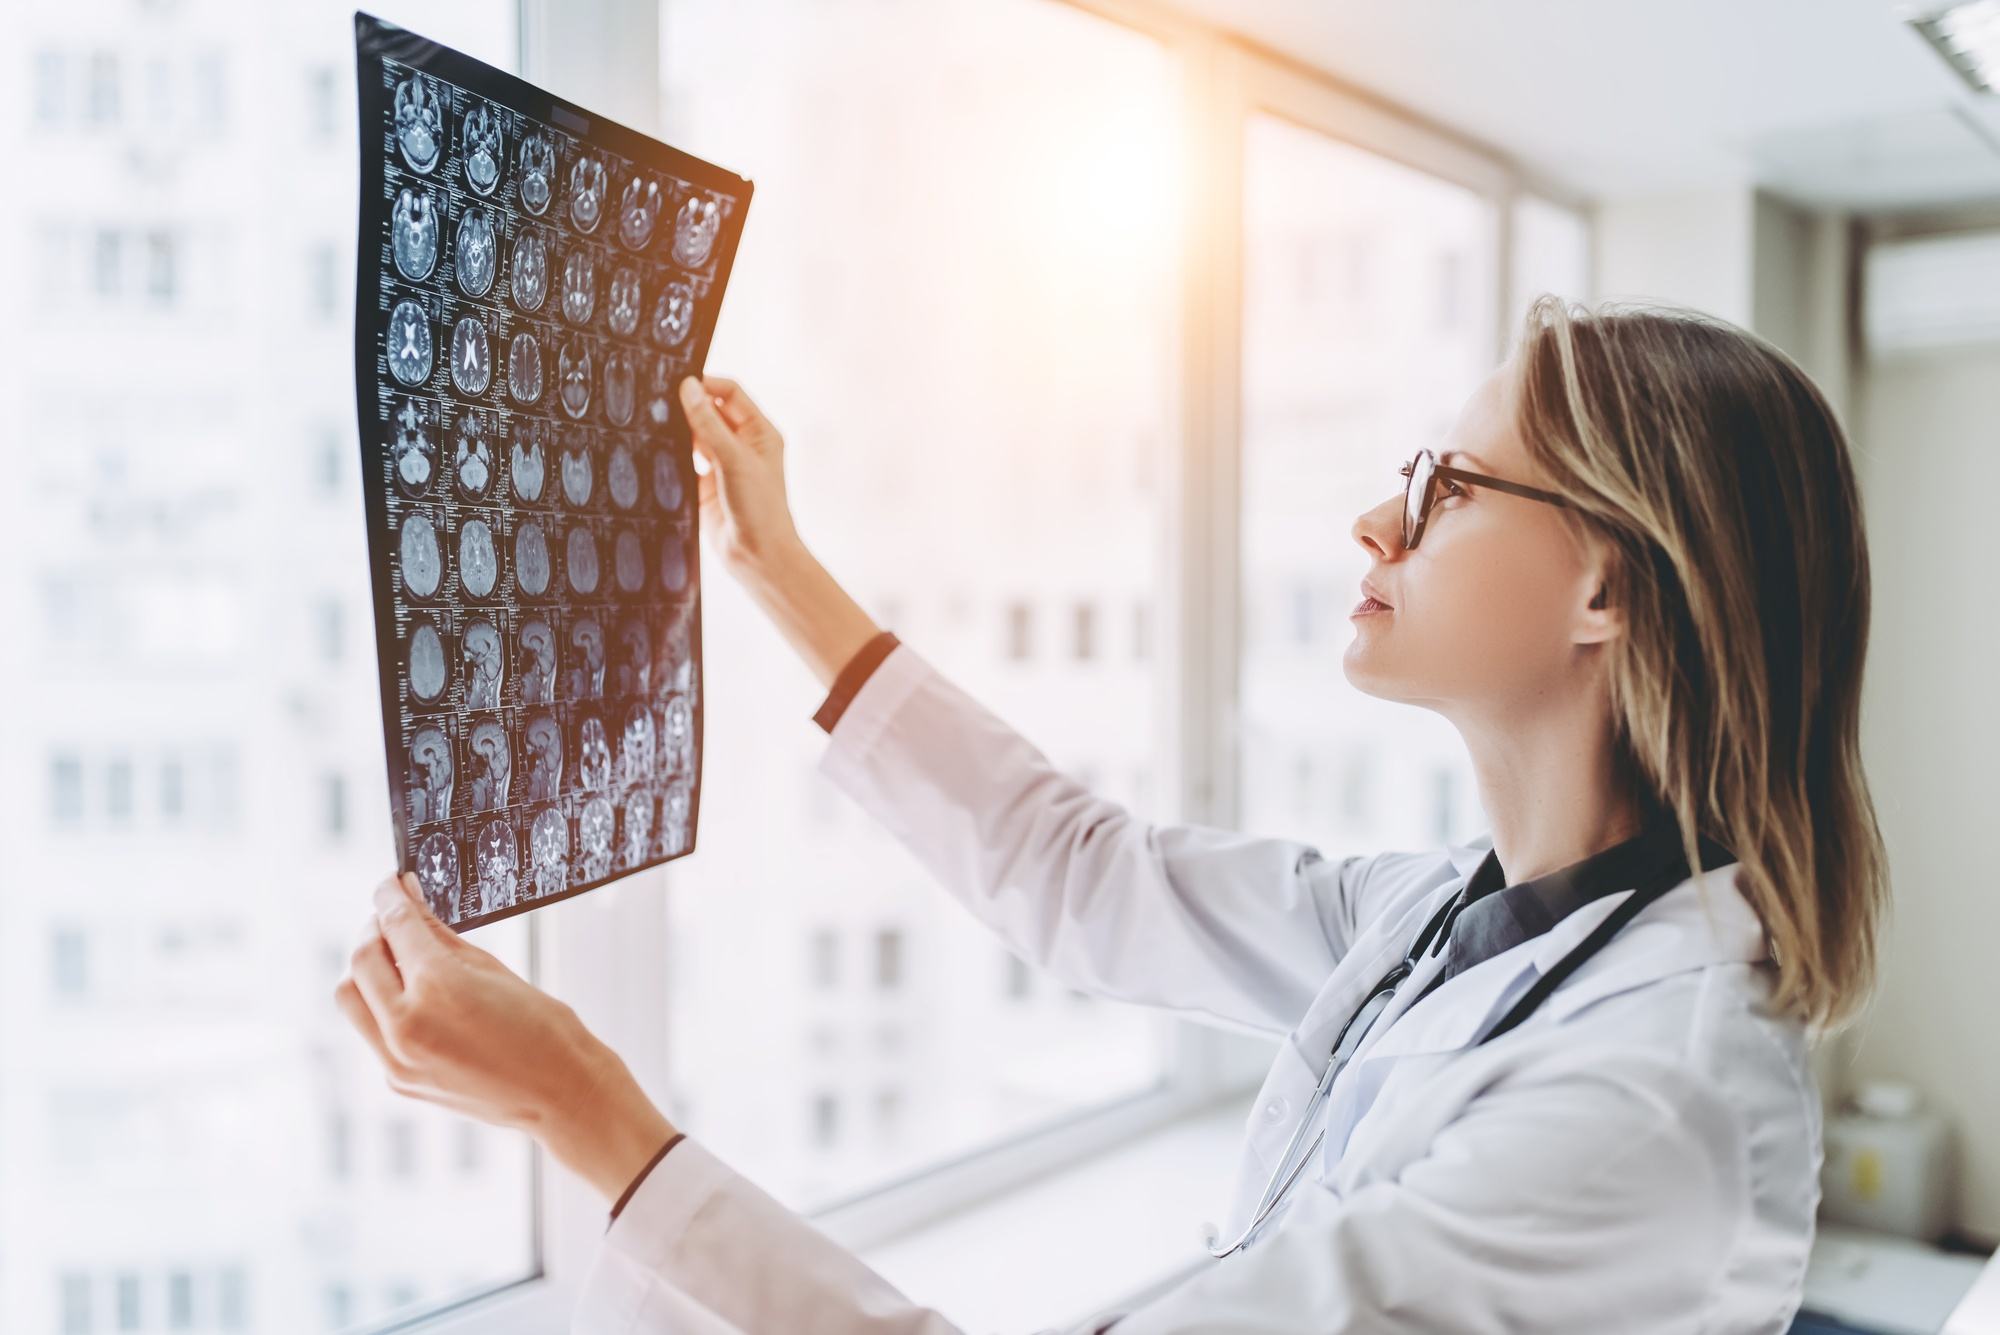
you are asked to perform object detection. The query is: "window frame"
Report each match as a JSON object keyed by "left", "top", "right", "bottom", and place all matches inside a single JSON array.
[{"left": 392, "top": 0, "right": 1593, "bottom": 1326}]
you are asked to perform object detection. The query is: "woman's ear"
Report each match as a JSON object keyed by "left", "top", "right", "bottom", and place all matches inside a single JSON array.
[{"left": 1573, "top": 564, "right": 1623, "bottom": 645}]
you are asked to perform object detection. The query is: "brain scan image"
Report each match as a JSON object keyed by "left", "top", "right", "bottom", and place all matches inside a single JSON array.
[
  {"left": 456, "top": 205, "right": 498, "bottom": 298},
  {"left": 387, "top": 298, "right": 433, "bottom": 386},
  {"left": 451, "top": 316, "right": 492, "bottom": 398},
  {"left": 393, "top": 73, "right": 445, "bottom": 174},
  {"left": 659, "top": 528, "right": 687, "bottom": 593},
  {"left": 568, "top": 617, "right": 605, "bottom": 698},
  {"left": 558, "top": 337, "right": 592, "bottom": 419},
  {"left": 578, "top": 795, "right": 614, "bottom": 882},
  {"left": 577, "top": 715, "right": 612, "bottom": 791},
  {"left": 662, "top": 692, "right": 692, "bottom": 773},
  {"left": 645, "top": 353, "right": 675, "bottom": 425},
  {"left": 618, "top": 176, "right": 663, "bottom": 250},
  {"left": 569, "top": 154, "right": 607, "bottom": 233},
  {"left": 652, "top": 449, "right": 683, "bottom": 513},
  {"left": 459, "top": 517, "right": 499, "bottom": 599},
  {"left": 462, "top": 617, "right": 504, "bottom": 710},
  {"left": 511, "top": 423, "right": 547, "bottom": 503},
  {"left": 559, "top": 436, "right": 594, "bottom": 506},
  {"left": 414, "top": 830, "right": 461, "bottom": 922},
  {"left": 452, "top": 415, "right": 494, "bottom": 500},
  {"left": 607, "top": 267, "right": 642, "bottom": 337},
  {"left": 673, "top": 195, "right": 721, "bottom": 268},
  {"left": 620, "top": 704, "right": 656, "bottom": 788},
  {"left": 566, "top": 526, "right": 600, "bottom": 595},
  {"left": 517, "top": 131, "right": 555, "bottom": 215},
  {"left": 408, "top": 619, "right": 449, "bottom": 703},
  {"left": 560, "top": 247, "right": 596, "bottom": 325},
  {"left": 661, "top": 780, "right": 692, "bottom": 855},
  {"left": 508, "top": 331, "right": 543, "bottom": 406},
  {"left": 474, "top": 818, "right": 519, "bottom": 914},
  {"left": 651, "top": 282, "right": 694, "bottom": 348},
  {"left": 359, "top": 17, "right": 742, "bottom": 923},
  {"left": 620, "top": 793, "right": 654, "bottom": 869},
  {"left": 392, "top": 187, "right": 440, "bottom": 281},
  {"left": 390, "top": 397, "right": 438, "bottom": 498},
  {"left": 461, "top": 100, "right": 505, "bottom": 197},
  {"left": 514, "top": 520, "right": 551, "bottom": 597},
  {"left": 602, "top": 352, "right": 636, "bottom": 428},
  {"left": 608, "top": 444, "right": 639, "bottom": 510},
  {"left": 617, "top": 616, "right": 649, "bottom": 696},
  {"left": 524, "top": 711, "right": 562, "bottom": 800},
  {"left": 468, "top": 717, "right": 511, "bottom": 810},
  {"left": 519, "top": 621, "right": 557, "bottom": 706},
  {"left": 400, "top": 511, "right": 443, "bottom": 599},
  {"left": 528, "top": 806, "right": 568, "bottom": 897},
  {"left": 510, "top": 228, "right": 549, "bottom": 312},
  {"left": 615, "top": 529, "right": 645, "bottom": 595},
  {"left": 408, "top": 724, "right": 454, "bottom": 824}
]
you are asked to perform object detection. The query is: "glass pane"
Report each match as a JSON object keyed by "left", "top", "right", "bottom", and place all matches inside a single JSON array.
[
  {"left": 1238, "top": 114, "right": 1497, "bottom": 854},
  {"left": 657, "top": 0, "right": 1184, "bottom": 1210},
  {"left": 1, "top": 5, "right": 535, "bottom": 1332}
]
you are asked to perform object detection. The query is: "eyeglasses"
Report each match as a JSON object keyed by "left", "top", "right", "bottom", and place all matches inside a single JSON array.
[{"left": 1398, "top": 447, "right": 1573, "bottom": 550}]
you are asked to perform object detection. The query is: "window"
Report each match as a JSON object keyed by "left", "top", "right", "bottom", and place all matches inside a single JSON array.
[
  {"left": 1, "top": 7, "right": 537, "bottom": 1333},
  {"left": 660, "top": 0, "right": 1183, "bottom": 1213},
  {"left": 1072, "top": 601, "right": 1097, "bottom": 661},
  {"left": 1238, "top": 112, "right": 1500, "bottom": 856}
]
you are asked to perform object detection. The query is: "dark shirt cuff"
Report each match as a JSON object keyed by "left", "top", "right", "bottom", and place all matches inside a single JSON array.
[
  {"left": 608, "top": 1130, "right": 686, "bottom": 1226},
  {"left": 812, "top": 630, "right": 900, "bottom": 735}
]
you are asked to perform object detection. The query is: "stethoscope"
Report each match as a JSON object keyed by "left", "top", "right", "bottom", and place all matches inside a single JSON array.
[{"left": 1204, "top": 837, "right": 1710, "bottom": 1260}]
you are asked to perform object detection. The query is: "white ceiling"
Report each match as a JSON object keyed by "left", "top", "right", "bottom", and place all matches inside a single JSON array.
[{"left": 1156, "top": 0, "right": 2000, "bottom": 212}]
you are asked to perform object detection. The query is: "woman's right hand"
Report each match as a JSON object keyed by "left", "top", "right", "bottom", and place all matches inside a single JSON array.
[
  {"left": 676, "top": 375, "right": 883, "bottom": 688},
  {"left": 678, "top": 375, "right": 804, "bottom": 581}
]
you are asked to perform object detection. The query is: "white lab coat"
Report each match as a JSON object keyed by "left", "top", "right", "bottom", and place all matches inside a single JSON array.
[{"left": 574, "top": 643, "right": 1822, "bottom": 1334}]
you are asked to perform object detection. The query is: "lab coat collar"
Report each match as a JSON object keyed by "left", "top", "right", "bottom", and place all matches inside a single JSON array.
[{"left": 1352, "top": 857, "right": 1768, "bottom": 1066}]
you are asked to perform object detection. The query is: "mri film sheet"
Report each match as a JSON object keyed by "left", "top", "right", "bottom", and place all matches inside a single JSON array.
[{"left": 354, "top": 13, "right": 747, "bottom": 929}]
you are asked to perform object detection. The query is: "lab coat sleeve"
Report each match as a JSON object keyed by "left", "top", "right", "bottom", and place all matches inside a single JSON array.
[
  {"left": 815, "top": 641, "right": 1380, "bottom": 1036},
  {"left": 573, "top": 1134, "right": 995, "bottom": 1335},
  {"left": 1104, "top": 1049, "right": 1752, "bottom": 1334}
]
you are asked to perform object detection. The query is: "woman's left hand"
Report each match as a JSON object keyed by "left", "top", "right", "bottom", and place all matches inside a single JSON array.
[{"left": 334, "top": 872, "right": 677, "bottom": 1206}]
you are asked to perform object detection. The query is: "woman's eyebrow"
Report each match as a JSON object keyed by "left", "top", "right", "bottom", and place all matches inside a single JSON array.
[{"left": 1439, "top": 449, "right": 1488, "bottom": 469}]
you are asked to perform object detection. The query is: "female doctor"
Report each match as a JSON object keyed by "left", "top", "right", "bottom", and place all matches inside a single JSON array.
[{"left": 336, "top": 297, "right": 1889, "bottom": 1334}]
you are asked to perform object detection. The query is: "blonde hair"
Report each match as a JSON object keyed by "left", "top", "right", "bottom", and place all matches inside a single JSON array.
[{"left": 1511, "top": 296, "right": 1889, "bottom": 1033}]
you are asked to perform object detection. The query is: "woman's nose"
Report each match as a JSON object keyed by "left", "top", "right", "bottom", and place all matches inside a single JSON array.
[{"left": 1351, "top": 492, "right": 1405, "bottom": 560}]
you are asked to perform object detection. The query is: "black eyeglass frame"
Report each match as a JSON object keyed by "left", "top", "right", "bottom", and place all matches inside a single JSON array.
[{"left": 1399, "top": 447, "right": 1573, "bottom": 549}]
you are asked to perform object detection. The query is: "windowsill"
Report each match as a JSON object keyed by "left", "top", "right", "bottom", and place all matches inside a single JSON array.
[{"left": 854, "top": 1095, "right": 1252, "bottom": 1332}]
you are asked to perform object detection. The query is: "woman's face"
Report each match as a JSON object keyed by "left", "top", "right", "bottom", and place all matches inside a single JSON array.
[{"left": 1343, "top": 360, "right": 1613, "bottom": 717}]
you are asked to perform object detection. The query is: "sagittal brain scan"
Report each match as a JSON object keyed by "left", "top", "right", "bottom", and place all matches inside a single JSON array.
[{"left": 356, "top": 14, "right": 744, "bottom": 928}]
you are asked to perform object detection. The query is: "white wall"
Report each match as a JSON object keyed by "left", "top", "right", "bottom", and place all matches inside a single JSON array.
[{"left": 1848, "top": 331, "right": 2000, "bottom": 1241}]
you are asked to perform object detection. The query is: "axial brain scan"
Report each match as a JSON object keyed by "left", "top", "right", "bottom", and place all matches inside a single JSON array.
[{"left": 357, "top": 14, "right": 744, "bottom": 927}]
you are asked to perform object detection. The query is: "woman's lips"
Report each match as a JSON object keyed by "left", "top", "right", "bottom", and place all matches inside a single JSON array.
[{"left": 1351, "top": 597, "right": 1392, "bottom": 617}]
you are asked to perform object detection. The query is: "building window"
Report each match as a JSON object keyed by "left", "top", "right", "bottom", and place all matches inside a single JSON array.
[
  {"left": 307, "top": 65, "right": 338, "bottom": 140},
  {"left": 808, "top": 926, "right": 838, "bottom": 989},
  {"left": 167, "top": 1270, "right": 194, "bottom": 1330},
  {"left": 874, "top": 1087, "right": 903, "bottom": 1138},
  {"left": 116, "top": 1271, "right": 142, "bottom": 1330},
  {"left": 51, "top": 752, "right": 85, "bottom": 825},
  {"left": 218, "top": 1267, "right": 248, "bottom": 1331},
  {"left": 810, "top": 1093, "right": 840, "bottom": 1148},
  {"left": 60, "top": 1272, "right": 91, "bottom": 1335},
  {"left": 52, "top": 927, "right": 88, "bottom": 1001},
  {"left": 1072, "top": 601, "right": 1096, "bottom": 661},
  {"left": 386, "top": 1118, "right": 417, "bottom": 1179},
  {"left": 35, "top": 49, "right": 66, "bottom": 125},
  {"left": 160, "top": 756, "right": 185, "bottom": 822},
  {"left": 1004, "top": 601, "right": 1032, "bottom": 661},
  {"left": 88, "top": 50, "right": 120, "bottom": 124},
  {"left": 316, "top": 423, "right": 344, "bottom": 496},
  {"left": 145, "top": 230, "right": 177, "bottom": 304},
  {"left": 106, "top": 756, "right": 134, "bottom": 825},
  {"left": 873, "top": 927, "right": 903, "bottom": 991},
  {"left": 93, "top": 228, "right": 122, "bottom": 298},
  {"left": 321, "top": 773, "right": 346, "bottom": 839}
]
